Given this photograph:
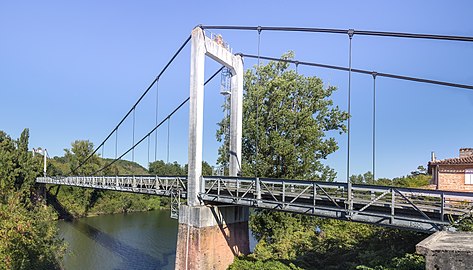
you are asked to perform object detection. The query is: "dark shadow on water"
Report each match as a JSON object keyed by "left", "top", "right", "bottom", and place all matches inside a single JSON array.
[{"left": 68, "top": 219, "right": 175, "bottom": 270}]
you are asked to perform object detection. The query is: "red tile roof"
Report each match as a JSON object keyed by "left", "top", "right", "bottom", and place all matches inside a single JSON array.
[{"left": 429, "top": 156, "right": 473, "bottom": 166}]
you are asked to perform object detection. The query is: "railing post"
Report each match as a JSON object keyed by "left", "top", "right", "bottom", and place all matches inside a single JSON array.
[
  {"left": 200, "top": 176, "right": 205, "bottom": 194},
  {"left": 256, "top": 178, "right": 261, "bottom": 200},
  {"left": 391, "top": 188, "right": 395, "bottom": 224},
  {"left": 440, "top": 192, "right": 445, "bottom": 222},
  {"left": 218, "top": 178, "right": 221, "bottom": 197},
  {"left": 347, "top": 181, "right": 353, "bottom": 216},
  {"left": 282, "top": 181, "right": 286, "bottom": 204},
  {"left": 313, "top": 182, "right": 317, "bottom": 213},
  {"left": 236, "top": 177, "right": 239, "bottom": 197}
]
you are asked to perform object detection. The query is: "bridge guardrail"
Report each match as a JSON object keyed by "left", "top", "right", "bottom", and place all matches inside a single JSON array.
[
  {"left": 200, "top": 176, "right": 473, "bottom": 232},
  {"left": 36, "top": 175, "right": 473, "bottom": 232},
  {"left": 36, "top": 176, "right": 187, "bottom": 197}
]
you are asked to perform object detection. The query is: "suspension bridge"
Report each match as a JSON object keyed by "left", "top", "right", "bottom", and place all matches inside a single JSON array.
[{"left": 36, "top": 26, "right": 473, "bottom": 270}]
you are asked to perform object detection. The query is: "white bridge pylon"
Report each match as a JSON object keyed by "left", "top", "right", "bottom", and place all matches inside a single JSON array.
[{"left": 187, "top": 27, "right": 244, "bottom": 207}]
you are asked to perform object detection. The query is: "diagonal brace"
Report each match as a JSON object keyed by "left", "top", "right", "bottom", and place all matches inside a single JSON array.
[
  {"left": 204, "top": 179, "right": 218, "bottom": 194},
  {"left": 352, "top": 190, "right": 389, "bottom": 217},
  {"left": 394, "top": 189, "right": 439, "bottom": 230},
  {"left": 289, "top": 185, "right": 311, "bottom": 204},
  {"left": 316, "top": 184, "right": 341, "bottom": 208},
  {"left": 260, "top": 181, "right": 280, "bottom": 202}
]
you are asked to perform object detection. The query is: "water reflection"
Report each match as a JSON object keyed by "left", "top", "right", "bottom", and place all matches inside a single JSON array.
[
  {"left": 58, "top": 210, "right": 177, "bottom": 270},
  {"left": 68, "top": 219, "right": 173, "bottom": 270}
]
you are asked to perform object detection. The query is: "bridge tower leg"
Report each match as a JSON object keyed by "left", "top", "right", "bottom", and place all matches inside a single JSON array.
[{"left": 175, "top": 27, "right": 249, "bottom": 270}]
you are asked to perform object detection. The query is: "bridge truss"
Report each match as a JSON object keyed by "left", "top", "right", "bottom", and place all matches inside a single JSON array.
[{"left": 37, "top": 176, "right": 473, "bottom": 232}]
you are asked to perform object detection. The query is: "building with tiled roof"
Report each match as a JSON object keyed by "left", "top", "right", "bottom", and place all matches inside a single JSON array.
[{"left": 428, "top": 148, "right": 473, "bottom": 191}]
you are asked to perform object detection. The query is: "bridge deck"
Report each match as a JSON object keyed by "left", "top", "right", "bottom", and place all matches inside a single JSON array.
[{"left": 36, "top": 175, "right": 473, "bottom": 232}]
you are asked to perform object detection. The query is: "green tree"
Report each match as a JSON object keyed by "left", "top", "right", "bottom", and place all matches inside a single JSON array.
[
  {"left": 217, "top": 52, "right": 348, "bottom": 180},
  {"left": 350, "top": 171, "right": 374, "bottom": 185},
  {"left": 54, "top": 140, "right": 103, "bottom": 216},
  {"left": 149, "top": 160, "right": 185, "bottom": 175},
  {"left": 64, "top": 140, "right": 101, "bottom": 175},
  {"left": 149, "top": 160, "right": 213, "bottom": 176},
  {"left": 0, "top": 129, "right": 64, "bottom": 269},
  {"left": 183, "top": 161, "right": 213, "bottom": 176}
]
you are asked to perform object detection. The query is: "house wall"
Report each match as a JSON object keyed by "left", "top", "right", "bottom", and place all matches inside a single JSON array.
[{"left": 437, "top": 165, "right": 473, "bottom": 191}]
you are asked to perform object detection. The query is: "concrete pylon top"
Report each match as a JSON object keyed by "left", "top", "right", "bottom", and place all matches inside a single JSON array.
[
  {"left": 417, "top": 231, "right": 473, "bottom": 270},
  {"left": 417, "top": 231, "right": 473, "bottom": 253}
]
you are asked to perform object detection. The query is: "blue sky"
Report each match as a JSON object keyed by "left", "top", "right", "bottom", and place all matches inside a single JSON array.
[{"left": 1, "top": 1, "right": 472, "bottom": 180}]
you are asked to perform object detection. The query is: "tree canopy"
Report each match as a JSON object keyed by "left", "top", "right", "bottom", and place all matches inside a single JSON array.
[
  {"left": 0, "top": 129, "right": 64, "bottom": 269},
  {"left": 217, "top": 52, "right": 348, "bottom": 180},
  {"left": 63, "top": 140, "right": 101, "bottom": 175},
  {"left": 149, "top": 160, "right": 213, "bottom": 176}
]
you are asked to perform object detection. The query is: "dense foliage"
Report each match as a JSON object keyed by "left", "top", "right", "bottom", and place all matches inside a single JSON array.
[
  {"left": 0, "top": 129, "right": 64, "bottom": 269},
  {"left": 219, "top": 54, "right": 428, "bottom": 269},
  {"left": 149, "top": 160, "right": 213, "bottom": 176},
  {"left": 217, "top": 52, "right": 348, "bottom": 180},
  {"left": 247, "top": 213, "right": 425, "bottom": 270}
]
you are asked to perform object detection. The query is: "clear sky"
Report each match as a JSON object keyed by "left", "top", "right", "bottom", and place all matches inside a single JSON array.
[{"left": 1, "top": 1, "right": 472, "bottom": 180}]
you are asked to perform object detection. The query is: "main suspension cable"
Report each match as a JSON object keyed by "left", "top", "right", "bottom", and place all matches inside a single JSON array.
[
  {"left": 200, "top": 25, "right": 473, "bottom": 42},
  {"left": 93, "top": 99, "right": 188, "bottom": 175},
  {"left": 72, "top": 35, "right": 191, "bottom": 174},
  {"left": 238, "top": 54, "right": 473, "bottom": 90},
  {"left": 92, "top": 66, "right": 225, "bottom": 175}
]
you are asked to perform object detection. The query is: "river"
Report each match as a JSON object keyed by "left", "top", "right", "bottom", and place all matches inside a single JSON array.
[{"left": 57, "top": 209, "right": 256, "bottom": 270}]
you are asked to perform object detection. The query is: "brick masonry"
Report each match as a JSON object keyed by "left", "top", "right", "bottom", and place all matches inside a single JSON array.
[
  {"left": 435, "top": 165, "right": 473, "bottom": 192},
  {"left": 175, "top": 205, "right": 250, "bottom": 270},
  {"left": 175, "top": 221, "right": 249, "bottom": 270}
]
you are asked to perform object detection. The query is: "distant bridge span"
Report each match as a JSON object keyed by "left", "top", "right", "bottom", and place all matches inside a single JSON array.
[{"left": 37, "top": 175, "right": 473, "bottom": 232}]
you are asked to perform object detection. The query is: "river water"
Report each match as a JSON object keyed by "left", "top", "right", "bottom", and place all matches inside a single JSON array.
[
  {"left": 57, "top": 210, "right": 178, "bottom": 270},
  {"left": 57, "top": 209, "right": 256, "bottom": 270}
]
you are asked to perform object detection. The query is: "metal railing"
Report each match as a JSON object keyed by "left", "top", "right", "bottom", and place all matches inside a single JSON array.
[
  {"left": 200, "top": 176, "right": 473, "bottom": 232},
  {"left": 36, "top": 175, "right": 187, "bottom": 197},
  {"left": 36, "top": 175, "right": 473, "bottom": 232},
  {"left": 203, "top": 30, "right": 232, "bottom": 53}
]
